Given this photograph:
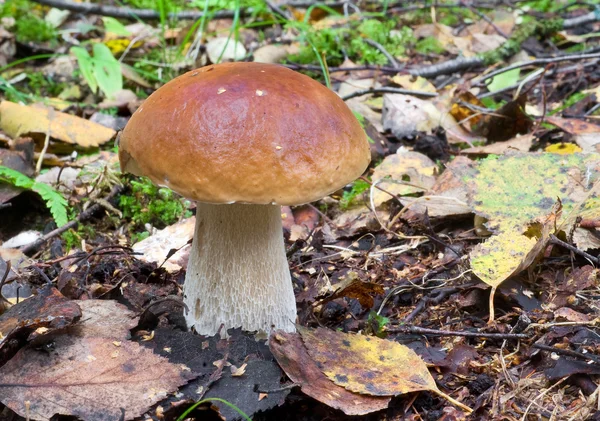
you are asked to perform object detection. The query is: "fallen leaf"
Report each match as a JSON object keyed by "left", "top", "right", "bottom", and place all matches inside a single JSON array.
[
  {"left": 132, "top": 217, "right": 195, "bottom": 272},
  {"left": 371, "top": 149, "right": 437, "bottom": 207},
  {"left": 0, "top": 101, "right": 116, "bottom": 150},
  {"left": 0, "top": 336, "right": 195, "bottom": 421},
  {"left": 544, "top": 142, "right": 583, "bottom": 155},
  {"left": 206, "top": 37, "right": 247, "bottom": 63},
  {"left": 462, "top": 134, "right": 534, "bottom": 155},
  {"left": 270, "top": 331, "right": 391, "bottom": 416},
  {"left": 299, "top": 327, "right": 472, "bottom": 412},
  {"left": 71, "top": 300, "right": 138, "bottom": 339},
  {"left": 546, "top": 116, "right": 600, "bottom": 153},
  {"left": 0, "top": 285, "right": 81, "bottom": 363},
  {"left": 253, "top": 44, "right": 290, "bottom": 64},
  {"left": 391, "top": 74, "right": 436, "bottom": 93}
]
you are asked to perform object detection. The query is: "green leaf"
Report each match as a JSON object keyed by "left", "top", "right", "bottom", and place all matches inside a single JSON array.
[
  {"left": 71, "top": 46, "right": 98, "bottom": 94},
  {"left": 0, "top": 166, "right": 69, "bottom": 227},
  {"left": 102, "top": 17, "right": 131, "bottom": 37},
  {"left": 487, "top": 68, "right": 520, "bottom": 92},
  {"left": 0, "top": 166, "right": 35, "bottom": 189},
  {"left": 33, "top": 183, "right": 69, "bottom": 227},
  {"left": 91, "top": 44, "right": 123, "bottom": 99}
]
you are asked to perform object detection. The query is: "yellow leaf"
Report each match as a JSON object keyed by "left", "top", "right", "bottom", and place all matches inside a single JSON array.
[
  {"left": 299, "top": 327, "right": 472, "bottom": 413},
  {"left": 391, "top": 75, "right": 436, "bottom": 93},
  {"left": 0, "top": 101, "right": 116, "bottom": 149},
  {"left": 545, "top": 143, "right": 582, "bottom": 155}
]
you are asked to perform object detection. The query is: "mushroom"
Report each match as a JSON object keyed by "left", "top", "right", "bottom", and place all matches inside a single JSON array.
[{"left": 118, "top": 62, "right": 370, "bottom": 336}]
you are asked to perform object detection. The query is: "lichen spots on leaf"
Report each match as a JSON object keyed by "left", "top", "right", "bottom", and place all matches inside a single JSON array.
[{"left": 298, "top": 327, "right": 437, "bottom": 397}]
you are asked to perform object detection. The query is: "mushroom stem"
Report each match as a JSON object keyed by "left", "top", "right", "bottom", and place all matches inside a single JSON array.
[{"left": 184, "top": 202, "right": 297, "bottom": 336}]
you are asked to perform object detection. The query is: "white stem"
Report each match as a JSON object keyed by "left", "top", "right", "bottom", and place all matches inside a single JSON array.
[{"left": 184, "top": 202, "right": 297, "bottom": 336}]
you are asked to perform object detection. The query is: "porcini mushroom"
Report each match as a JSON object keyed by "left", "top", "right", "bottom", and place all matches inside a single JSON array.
[{"left": 119, "top": 62, "right": 370, "bottom": 336}]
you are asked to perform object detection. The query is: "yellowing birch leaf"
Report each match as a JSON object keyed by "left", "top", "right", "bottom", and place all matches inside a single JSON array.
[
  {"left": 298, "top": 327, "right": 472, "bottom": 413},
  {"left": 0, "top": 101, "right": 115, "bottom": 149}
]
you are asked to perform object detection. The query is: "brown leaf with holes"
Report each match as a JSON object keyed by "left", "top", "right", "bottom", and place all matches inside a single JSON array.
[
  {"left": 0, "top": 285, "right": 81, "bottom": 362},
  {"left": 269, "top": 331, "right": 390, "bottom": 416},
  {"left": 0, "top": 335, "right": 196, "bottom": 421}
]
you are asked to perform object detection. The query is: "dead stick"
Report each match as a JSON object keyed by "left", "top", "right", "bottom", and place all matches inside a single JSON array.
[
  {"left": 20, "top": 184, "right": 123, "bottom": 254},
  {"left": 387, "top": 324, "right": 530, "bottom": 340}
]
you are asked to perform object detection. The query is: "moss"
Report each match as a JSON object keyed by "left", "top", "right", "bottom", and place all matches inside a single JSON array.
[
  {"left": 1, "top": 0, "right": 57, "bottom": 43},
  {"left": 287, "top": 18, "right": 414, "bottom": 67},
  {"left": 339, "top": 179, "right": 370, "bottom": 209},
  {"left": 415, "top": 36, "right": 445, "bottom": 55},
  {"left": 119, "top": 176, "right": 191, "bottom": 240}
]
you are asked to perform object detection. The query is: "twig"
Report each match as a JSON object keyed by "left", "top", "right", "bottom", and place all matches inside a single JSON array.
[
  {"left": 404, "top": 286, "right": 461, "bottom": 323},
  {"left": 283, "top": 63, "right": 400, "bottom": 74},
  {"left": 20, "top": 184, "right": 123, "bottom": 254},
  {"left": 265, "top": 0, "right": 291, "bottom": 19},
  {"left": 549, "top": 234, "right": 600, "bottom": 265},
  {"left": 533, "top": 343, "right": 600, "bottom": 364},
  {"left": 341, "top": 87, "right": 438, "bottom": 101},
  {"left": 563, "top": 10, "right": 599, "bottom": 29},
  {"left": 473, "top": 52, "right": 600, "bottom": 87},
  {"left": 0, "top": 260, "right": 12, "bottom": 304},
  {"left": 364, "top": 38, "right": 400, "bottom": 69},
  {"left": 387, "top": 324, "right": 530, "bottom": 340},
  {"left": 460, "top": 1, "right": 508, "bottom": 38},
  {"left": 30, "top": 0, "right": 238, "bottom": 20},
  {"left": 35, "top": 123, "right": 51, "bottom": 175},
  {"left": 410, "top": 57, "right": 484, "bottom": 78}
]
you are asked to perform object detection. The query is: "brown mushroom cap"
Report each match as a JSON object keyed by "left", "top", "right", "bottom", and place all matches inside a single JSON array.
[{"left": 119, "top": 62, "right": 370, "bottom": 205}]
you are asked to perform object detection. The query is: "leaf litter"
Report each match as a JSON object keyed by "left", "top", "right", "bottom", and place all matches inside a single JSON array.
[{"left": 3, "top": 1, "right": 600, "bottom": 419}]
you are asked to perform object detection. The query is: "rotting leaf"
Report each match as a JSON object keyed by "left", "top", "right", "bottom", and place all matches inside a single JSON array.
[
  {"left": 298, "top": 327, "right": 472, "bottom": 413},
  {"left": 0, "top": 101, "right": 116, "bottom": 150},
  {"left": 324, "top": 275, "right": 385, "bottom": 309},
  {"left": 71, "top": 300, "right": 138, "bottom": 340},
  {"left": 0, "top": 285, "right": 81, "bottom": 364},
  {"left": 0, "top": 335, "right": 196, "bottom": 421},
  {"left": 269, "top": 331, "right": 391, "bottom": 416}
]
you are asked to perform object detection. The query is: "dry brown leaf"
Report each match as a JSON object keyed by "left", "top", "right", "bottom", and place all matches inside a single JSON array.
[
  {"left": 269, "top": 331, "right": 391, "bottom": 416},
  {"left": 546, "top": 116, "right": 600, "bottom": 153},
  {"left": 0, "top": 101, "right": 116, "bottom": 149},
  {"left": 0, "top": 285, "right": 81, "bottom": 358},
  {"left": 0, "top": 336, "right": 195, "bottom": 421},
  {"left": 72, "top": 300, "right": 138, "bottom": 339},
  {"left": 462, "top": 134, "right": 534, "bottom": 155}
]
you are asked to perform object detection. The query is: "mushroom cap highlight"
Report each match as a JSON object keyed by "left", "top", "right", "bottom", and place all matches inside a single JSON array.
[{"left": 119, "top": 62, "right": 370, "bottom": 206}]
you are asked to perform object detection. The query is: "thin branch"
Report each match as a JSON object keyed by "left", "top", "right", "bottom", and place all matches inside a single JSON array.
[
  {"left": 563, "top": 10, "right": 599, "bottom": 29},
  {"left": 30, "top": 0, "right": 238, "bottom": 20},
  {"left": 341, "top": 87, "right": 438, "bottom": 101},
  {"left": 364, "top": 38, "right": 400, "bottom": 69},
  {"left": 549, "top": 234, "right": 600, "bottom": 265},
  {"left": 283, "top": 63, "right": 400, "bottom": 74},
  {"left": 533, "top": 343, "right": 600, "bottom": 364},
  {"left": 473, "top": 52, "right": 600, "bottom": 87},
  {"left": 20, "top": 184, "right": 124, "bottom": 254},
  {"left": 387, "top": 324, "right": 530, "bottom": 340},
  {"left": 410, "top": 57, "right": 484, "bottom": 78}
]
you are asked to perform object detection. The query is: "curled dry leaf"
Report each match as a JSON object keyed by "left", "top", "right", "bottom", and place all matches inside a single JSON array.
[
  {"left": 269, "top": 331, "right": 391, "bottom": 416},
  {"left": 0, "top": 101, "right": 116, "bottom": 150},
  {"left": 0, "top": 285, "right": 81, "bottom": 361}
]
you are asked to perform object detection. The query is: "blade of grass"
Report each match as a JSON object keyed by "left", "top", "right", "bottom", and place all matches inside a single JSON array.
[
  {"left": 176, "top": 398, "right": 251, "bottom": 421},
  {"left": 216, "top": 0, "right": 242, "bottom": 63}
]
